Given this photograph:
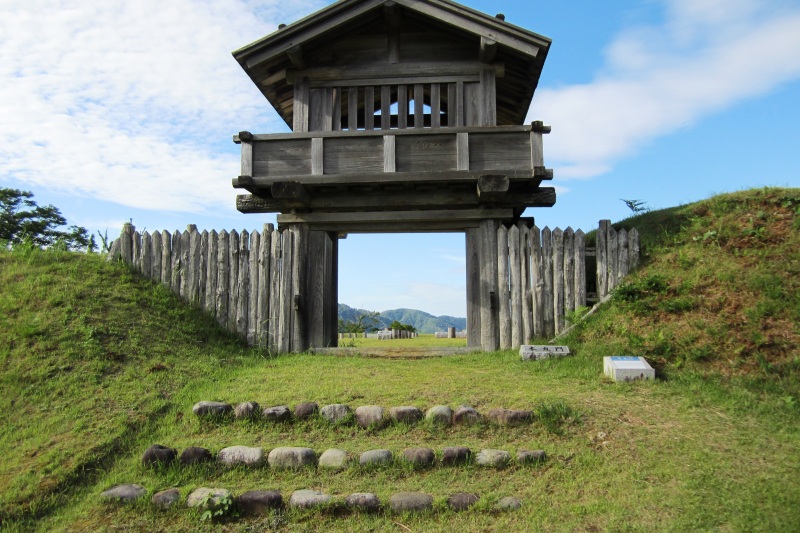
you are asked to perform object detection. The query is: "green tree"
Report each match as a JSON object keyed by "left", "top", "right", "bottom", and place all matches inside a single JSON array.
[
  {"left": 389, "top": 320, "right": 416, "bottom": 332},
  {"left": 338, "top": 311, "right": 381, "bottom": 333},
  {"left": 0, "top": 188, "right": 94, "bottom": 251}
]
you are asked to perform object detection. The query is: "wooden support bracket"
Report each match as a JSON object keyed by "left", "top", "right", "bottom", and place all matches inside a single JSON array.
[
  {"left": 531, "top": 121, "right": 552, "bottom": 134},
  {"left": 238, "top": 131, "right": 254, "bottom": 143},
  {"left": 480, "top": 36, "right": 498, "bottom": 64},
  {"left": 477, "top": 174, "right": 510, "bottom": 202},
  {"left": 534, "top": 167, "right": 554, "bottom": 180},
  {"left": 271, "top": 181, "right": 309, "bottom": 208},
  {"left": 286, "top": 45, "right": 306, "bottom": 70}
]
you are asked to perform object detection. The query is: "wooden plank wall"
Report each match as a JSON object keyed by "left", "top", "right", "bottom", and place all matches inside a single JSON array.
[{"left": 111, "top": 219, "right": 639, "bottom": 352}]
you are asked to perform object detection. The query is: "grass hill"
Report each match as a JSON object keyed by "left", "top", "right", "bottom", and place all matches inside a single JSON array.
[
  {"left": 0, "top": 187, "right": 798, "bottom": 532},
  {"left": 337, "top": 304, "right": 467, "bottom": 333}
]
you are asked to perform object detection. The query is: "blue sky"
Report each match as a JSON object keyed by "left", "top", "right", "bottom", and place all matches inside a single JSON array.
[{"left": 2, "top": 0, "right": 799, "bottom": 317}]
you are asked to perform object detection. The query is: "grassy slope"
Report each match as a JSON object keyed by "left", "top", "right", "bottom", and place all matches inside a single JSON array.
[{"left": 1, "top": 187, "right": 798, "bottom": 532}]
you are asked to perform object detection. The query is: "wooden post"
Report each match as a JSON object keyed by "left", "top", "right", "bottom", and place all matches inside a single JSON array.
[
  {"left": 188, "top": 226, "right": 201, "bottom": 303},
  {"left": 552, "top": 227, "right": 564, "bottom": 335},
  {"left": 141, "top": 232, "right": 152, "bottom": 279},
  {"left": 228, "top": 230, "right": 240, "bottom": 333},
  {"left": 278, "top": 229, "right": 294, "bottom": 353},
  {"left": 151, "top": 231, "right": 162, "bottom": 284},
  {"left": 171, "top": 230, "right": 182, "bottom": 296},
  {"left": 120, "top": 224, "right": 134, "bottom": 264},
  {"left": 465, "top": 228, "right": 481, "bottom": 348},
  {"left": 575, "top": 229, "right": 587, "bottom": 308},
  {"left": 257, "top": 224, "right": 273, "bottom": 348},
  {"left": 206, "top": 230, "right": 218, "bottom": 316},
  {"left": 290, "top": 225, "right": 310, "bottom": 352},
  {"left": 597, "top": 220, "right": 609, "bottom": 299},
  {"left": 629, "top": 228, "right": 640, "bottom": 271},
  {"left": 523, "top": 224, "right": 535, "bottom": 343},
  {"left": 497, "top": 225, "right": 511, "bottom": 350},
  {"left": 160, "top": 230, "right": 171, "bottom": 288},
  {"left": 618, "top": 228, "right": 629, "bottom": 286},
  {"left": 216, "top": 231, "right": 230, "bottom": 328},
  {"left": 269, "top": 227, "right": 281, "bottom": 351},
  {"left": 180, "top": 228, "right": 191, "bottom": 301},
  {"left": 610, "top": 225, "right": 618, "bottom": 291},
  {"left": 236, "top": 230, "right": 249, "bottom": 337},
  {"left": 508, "top": 224, "right": 522, "bottom": 348},
  {"left": 248, "top": 230, "right": 261, "bottom": 345},
  {"left": 541, "top": 227, "right": 553, "bottom": 338},
  {"left": 478, "top": 219, "right": 499, "bottom": 352},
  {"left": 199, "top": 230, "right": 208, "bottom": 309},
  {"left": 564, "top": 227, "right": 575, "bottom": 314},
  {"left": 132, "top": 231, "right": 141, "bottom": 272}
]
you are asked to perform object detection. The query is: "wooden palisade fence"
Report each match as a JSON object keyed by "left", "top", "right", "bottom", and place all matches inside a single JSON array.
[{"left": 110, "top": 220, "right": 637, "bottom": 352}]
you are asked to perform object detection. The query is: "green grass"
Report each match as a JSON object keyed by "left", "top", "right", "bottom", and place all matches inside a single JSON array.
[
  {"left": 337, "top": 334, "right": 467, "bottom": 349},
  {"left": 1, "top": 187, "right": 799, "bottom": 532}
]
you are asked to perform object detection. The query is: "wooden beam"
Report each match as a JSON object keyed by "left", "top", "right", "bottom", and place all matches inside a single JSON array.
[
  {"left": 234, "top": 124, "right": 532, "bottom": 142},
  {"left": 236, "top": 187, "right": 556, "bottom": 213},
  {"left": 289, "top": 62, "right": 502, "bottom": 84},
  {"left": 233, "top": 169, "right": 537, "bottom": 189},
  {"left": 271, "top": 181, "right": 309, "bottom": 208},
  {"left": 277, "top": 209, "right": 515, "bottom": 232},
  {"left": 477, "top": 174, "right": 509, "bottom": 201},
  {"left": 286, "top": 45, "right": 306, "bottom": 70},
  {"left": 479, "top": 36, "right": 498, "bottom": 64}
]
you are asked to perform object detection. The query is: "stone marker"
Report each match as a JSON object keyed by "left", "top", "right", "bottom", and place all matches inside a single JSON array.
[
  {"left": 180, "top": 446, "right": 213, "bottom": 465},
  {"left": 425, "top": 405, "right": 453, "bottom": 425},
  {"left": 187, "top": 488, "right": 232, "bottom": 510},
  {"left": 453, "top": 405, "right": 482, "bottom": 425},
  {"left": 289, "top": 489, "right": 332, "bottom": 508},
  {"left": 448, "top": 492, "right": 479, "bottom": 511},
  {"left": 360, "top": 449, "right": 393, "bottom": 466},
  {"left": 100, "top": 484, "right": 146, "bottom": 502},
  {"left": 441, "top": 446, "right": 472, "bottom": 465},
  {"left": 320, "top": 404, "right": 352, "bottom": 423},
  {"left": 517, "top": 450, "right": 547, "bottom": 464},
  {"left": 475, "top": 449, "right": 511, "bottom": 468},
  {"left": 262, "top": 405, "right": 292, "bottom": 422},
  {"left": 345, "top": 492, "right": 381, "bottom": 511},
  {"left": 402, "top": 447, "right": 436, "bottom": 466},
  {"left": 318, "top": 448, "right": 349, "bottom": 470},
  {"left": 389, "top": 406, "right": 423, "bottom": 424},
  {"left": 294, "top": 402, "right": 319, "bottom": 419},
  {"left": 236, "top": 490, "right": 283, "bottom": 515},
  {"left": 389, "top": 492, "right": 433, "bottom": 512},
  {"left": 603, "top": 356, "right": 655, "bottom": 382},
  {"left": 218, "top": 446, "right": 264, "bottom": 467},
  {"left": 486, "top": 408, "right": 533, "bottom": 427},
  {"left": 152, "top": 488, "right": 181, "bottom": 509},
  {"left": 495, "top": 496, "right": 522, "bottom": 510},
  {"left": 520, "top": 345, "right": 571, "bottom": 361},
  {"left": 234, "top": 401, "right": 260, "bottom": 419},
  {"left": 355, "top": 405, "right": 384, "bottom": 427},
  {"left": 192, "top": 401, "right": 232, "bottom": 418},
  {"left": 141, "top": 444, "right": 177, "bottom": 466},
  {"left": 268, "top": 447, "right": 317, "bottom": 469}
]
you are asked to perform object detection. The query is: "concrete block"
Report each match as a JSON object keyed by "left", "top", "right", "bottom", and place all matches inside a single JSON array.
[
  {"left": 603, "top": 356, "right": 654, "bottom": 382},
  {"left": 520, "top": 345, "right": 571, "bottom": 361}
]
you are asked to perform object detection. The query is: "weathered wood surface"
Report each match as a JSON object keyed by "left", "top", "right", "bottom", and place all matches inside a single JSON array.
[{"left": 111, "top": 219, "right": 638, "bottom": 352}]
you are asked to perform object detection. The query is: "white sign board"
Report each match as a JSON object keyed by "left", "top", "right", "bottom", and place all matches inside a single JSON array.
[
  {"left": 520, "top": 345, "right": 571, "bottom": 361},
  {"left": 603, "top": 356, "right": 655, "bottom": 382}
]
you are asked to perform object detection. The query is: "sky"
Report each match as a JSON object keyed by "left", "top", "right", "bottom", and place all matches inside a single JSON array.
[{"left": 2, "top": 0, "right": 800, "bottom": 317}]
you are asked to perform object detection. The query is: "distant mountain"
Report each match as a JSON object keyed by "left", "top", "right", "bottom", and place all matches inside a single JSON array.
[{"left": 338, "top": 304, "right": 466, "bottom": 334}]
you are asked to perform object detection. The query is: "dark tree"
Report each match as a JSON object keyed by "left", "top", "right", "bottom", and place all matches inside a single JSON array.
[{"left": 0, "top": 188, "right": 94, "bottom": 251}]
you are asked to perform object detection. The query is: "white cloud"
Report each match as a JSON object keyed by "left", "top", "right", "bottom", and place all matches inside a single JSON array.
[
  {"left": 529, "top": 0, "right": 800, "bottom": 181},
  {"left": 0, "top": 0, "right": 324, "bottom": 212}
]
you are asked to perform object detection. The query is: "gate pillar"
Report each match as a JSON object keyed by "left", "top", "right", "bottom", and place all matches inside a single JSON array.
[{"left": 466, "top": 219, "right": 501, "bottom": 351}]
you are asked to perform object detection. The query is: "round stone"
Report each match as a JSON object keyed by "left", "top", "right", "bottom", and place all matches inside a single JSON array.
[
  {"left": 141, "top": 444, "right": 177, "bottom": 467},
  {"left": 495, "top": 496, "right": 522, "bottom": 510},
  {"left": 487, "top": 408, "right": 533, "bottom": 427},
  {"left": 389, "top": 492, "right": 433, "bottom": 512},
  {"left": 402, "top": 447, "right": 435, "bottom": 466},
  {"left": 355, "top": 405, "right": 384, "bottom": 428},
  {"left": 192, "top": 401, "right": 232, "bottom": 418},
  {"left": 425, "top": 405, "right": 453, "bottom": 425},
  {"left": 218, "top": 446, "right": 264, "bottom": 467},
  {"left": 448, "top": 492, "right": 479, "bottom": 511},
  {"left": 389, "top": 406, "right": 423, "bottom": 424},
  {"left": 345, "top": 492, "right": 381, "bottom": 511},
  {"left": 320, "top": 404, "right": 352, "bottom": 423},
  {"left": 267, "top": 447, "right": 317, "bottom": 469},
  {"left": 318, "top": 448, "right": 349, "bottom": 470},
  {"left": 289, "top": 489, "right": 332, "bottom": 509},
  {"left": 475, "top": 449, "right": 511, "bottom": 468},
  {"left": 517, "top": 449, "right": 547, "bottom": 464},
  {"left": 234, "top": 401, "right": 260, "bottom": 419},
  {"left": 100, "top": 484, "right": 146, "bottom": 502},
  {"left": 152, "top": 488, "right": 180, "bottom": 509},
  {"left": 187, "top": 488, "right": 232, "bottom": 510},
  {"left": 294, "top": 402, "right": 319, "bottom": 419},
  {"left": 179, "top": 446, "right": 213, "bottom": 465},
  {"left": 236, "top": 490, "right": 282, "bottom": 515},
  {"left": 453, "top": 405, "right": 482, "bottom": 425},
  {"left": 359, "top": 449, "right": 393, "bottom": 466},
  {"left": 262, "top": 405, "right": 292, "bottom": 422},
  {"left": 441, "top": 446, "right": 472, "bottom": 465}
]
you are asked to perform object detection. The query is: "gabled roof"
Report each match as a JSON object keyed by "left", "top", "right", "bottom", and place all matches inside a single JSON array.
[{"left": 233, "top": 0, "right": 551, "bottom": 127}]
